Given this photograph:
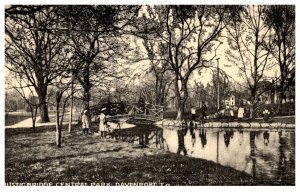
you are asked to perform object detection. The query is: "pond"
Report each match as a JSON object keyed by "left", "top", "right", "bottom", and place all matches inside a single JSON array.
[{"left": 113, "top": 125, "right": 295, "bottom": 185}]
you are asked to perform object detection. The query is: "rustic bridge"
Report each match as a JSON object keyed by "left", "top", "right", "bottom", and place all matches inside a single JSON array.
[
  {"left": 89, "top": 102, "right": 164, "bottom": 125},
  {"left": 129, "top": 102, "right": 164, "bottom": 122}
]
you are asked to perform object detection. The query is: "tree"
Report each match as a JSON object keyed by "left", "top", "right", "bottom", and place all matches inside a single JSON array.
[
  {"left": 57, "top": 5, "right": 140, "bottom": 110},
  {"left": 138, "top": 5, "right": 240, "bottom": 120},
  {"left": 192, "top": 81, "right": 207, "bottom": 108},
  {"left": 264, "top": 5, "right": 295, "bottom": 103},
  {"left": 55, "top": 87, "right": 73, "bottom": 148},
  {"left": 141, "top": 36, "right": 173, "bottom": 106},
  {"left": 5, "top": 5, "right": 70, "bottom": 122},
  {"left": 226, "top": 5, "right": 273, "bottom": 118}
]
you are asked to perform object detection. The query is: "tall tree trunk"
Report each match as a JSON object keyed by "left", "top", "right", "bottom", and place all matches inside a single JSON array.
[
  {"left": 68, "top": 80, "right": 74, "bottom": 133},
  {"left": 68, "top": 94, "right": 74, "bottom": 133},
  {"left": 36, "top": 85, "right": 50, "bottom": 123},
  {"left": 83, "top": 87, "right": 91, "bottom": 110},
  {"left": 40, "top": 100, "right": 50, "bottom": 122},
  {"left": 82, "top": 62, "right": 91, "bottom": 110},
  {"left": 249, "top": 89, "right": 257, "bottom": 119},
  {"left": 56, "top": 91, "right": 62, "bottom": 148},
  {"left": 279, "top": 74, "right": 286, "bottom": 103},
  {"left": 30, "top": 105, "right": 35, "bottom": 132},
  {"left": 175, "top": 79, "right": 188, "bottom": 121},
  {"left": 155, "top": 74, "right": 159, "bottom": 105},
  {"left": 176, "top": 99, "right": 186, "bottom": 121}
]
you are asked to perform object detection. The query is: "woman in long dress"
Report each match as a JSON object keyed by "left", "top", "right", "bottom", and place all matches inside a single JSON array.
[{"left": 99, "top": 110, "right": 107, "bottom": 138}]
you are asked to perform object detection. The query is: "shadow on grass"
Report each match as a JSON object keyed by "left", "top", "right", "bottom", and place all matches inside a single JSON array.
[{"left": 10, "top": 147, "right": 124, "bottom": 167}]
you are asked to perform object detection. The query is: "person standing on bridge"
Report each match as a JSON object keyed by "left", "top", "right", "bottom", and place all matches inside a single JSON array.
[
  {"left": 200, "top": 101, "right": 208, "bottom": 120},
  {"left": 138, "top": 96, "right": 145, "bottom": 114},
  {"left": 190, "top": 106, "right": 196, "bottom": 128},
  {"left": 99, "top": 108, "right": 107, "bottom": 138}
]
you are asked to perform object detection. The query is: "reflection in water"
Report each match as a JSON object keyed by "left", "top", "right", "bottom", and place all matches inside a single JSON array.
[
  {"left": 238, "top": 131, "right": 243, "bottom": 146},
  {"left": 155, "top": 129, "right": 164, "bottom": 149},
  {"left": 199, "top": 129, "right": 207, "bottom": 148},
  {"left": 189, "top": 125, "right": 196, "bottom": 147},
  {"left": 113, "top": 125, "right": 295, "bottom": 185},
  {"left": 250, "top": 131, "right": 256, "bottom": 179},
  {"left": 278, "top": 131, "right": 287, "bottom": 182},
  {"left": 111, "top": 125, "right": 165, "bottom": 148},
  {"left": 160, "top": 128, "right": 295, "bottom": 185},
  {"left": 263, "top": 131, "right": 270, "bottom": 146},
  {"left": 177, "top": 127, "right": 188, "bottom": 156},
  {"left": 224, "top": 130, "right": 234, "bottom": 147},
  {"left": 216, "top": 131, "right": 219, "bottom": 163}
]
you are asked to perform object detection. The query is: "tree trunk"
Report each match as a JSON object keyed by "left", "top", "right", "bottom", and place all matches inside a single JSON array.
[
  {"left": 279, "top": 77, "right": 286, "bottom": 104},
  {"left": 155, "top": 74, "right": 159, "bottom": 105},
  {"left": 36, "top": 85, "right": 50, "bottom": 123},
  {"left": 56, "top": 91, "right": 62, "bottom": 148},
  {"left": 176, "top": 99, "right": 186, "bottom": 121},
  {"left": 68, "top": 81, "right": 74, "bottom": 133},
  {"left": 83, "top": 88, "right": 91, "bottom": 110},
  {"left": 40, "top": 101, "right": 50, "bottom": 123},
  {"left": 30, "top": 106, "right": 36, "bottom": 132},
  {"left": 68, "top": 94, "right": 74, "bottom": 133},
  {"left": 175, "top": 80, "right": 188, "bottom": 121},
  {"left": 249, "top": 91, "right": 257, "bottom": 119},
  {"left": 82, "top": 62, "right": 91, "bottom": 110}
]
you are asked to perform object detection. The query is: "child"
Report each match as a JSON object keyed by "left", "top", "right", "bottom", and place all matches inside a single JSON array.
[
  {"left": 82, "top": 110, "right": 90, "bottom": 135},
  {"left": 99, "top": 109, "right": 107, "bottom": 138}
]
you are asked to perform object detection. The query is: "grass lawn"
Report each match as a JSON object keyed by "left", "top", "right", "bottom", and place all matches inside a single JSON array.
[
  {"left": 5, "top": 125, "right": 260, "bottom": 186},
  {"left": 5, "top": 112, "right": 32, "bottom": 126}
]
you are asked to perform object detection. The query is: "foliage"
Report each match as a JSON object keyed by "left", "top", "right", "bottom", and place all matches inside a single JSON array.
[
  {"left": 134, "top": 5, "right": 242, "bottom": 120},
  {"left": 226, "top": 5, "right": 274, "bottom": 118},
  {"left": 263, "top": 5, "right": 295, "bottom": 103},
  {"left": 5, "top": 6, "right": 71, "bottom": 122},
  {"left": 55, "top": 5, "right": 140, "bottom": 109},
  {"left": 255, "top": 102, "right": 295, "bottom": 117}
]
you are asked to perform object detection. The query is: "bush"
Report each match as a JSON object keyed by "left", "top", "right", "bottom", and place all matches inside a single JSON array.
[{"left": 255, "top": 102, "right": 295, "bottom": 117}]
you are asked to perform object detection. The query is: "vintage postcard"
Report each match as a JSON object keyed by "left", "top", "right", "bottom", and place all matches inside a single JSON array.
[{"left": 3, "top": 2, "right": 296, "bottom": 191}]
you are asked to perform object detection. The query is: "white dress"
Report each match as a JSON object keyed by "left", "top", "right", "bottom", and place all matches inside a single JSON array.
[
  {"left": 99, "top": 113, "right": 106, "bottom": 131},
  {"left": 82, "top": 114, "right": 90, "bottom": 129},
  {"left": 237, "top": 108, "right": 244, "bottom": 118}
]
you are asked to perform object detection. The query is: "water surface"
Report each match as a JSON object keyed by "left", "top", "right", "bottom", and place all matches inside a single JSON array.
[{"left": 131, "top": 125, "right": 295, "bottom": 185}]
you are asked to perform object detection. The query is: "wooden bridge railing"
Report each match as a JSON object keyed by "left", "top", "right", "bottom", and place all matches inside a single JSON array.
[
  {"left": 89, "top": 102, "right": 164, "bottom": 123},
  {"left": 131, "top": 102, "right": 164, "bottom": 122}
]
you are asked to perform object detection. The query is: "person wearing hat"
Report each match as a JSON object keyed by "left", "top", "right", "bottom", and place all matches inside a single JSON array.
[
  {"left": 82, "top": 109, "right": 90, "bottom": 135},
  {"left": 99, "top": 108, "right": 107, "bottom": 138}
]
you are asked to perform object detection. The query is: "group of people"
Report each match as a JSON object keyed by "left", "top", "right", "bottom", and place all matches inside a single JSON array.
[
  {"left": 190, "top": 101, "right": 208, "bottom": 127},
  {"left": 81, "top": 109, "right": 109, "bottom": 138}
]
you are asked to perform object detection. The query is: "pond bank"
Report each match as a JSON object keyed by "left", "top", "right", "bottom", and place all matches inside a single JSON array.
[
  {"left": 155, "top": 118, "right": 295, "bottom": 129},
  {"left": 5, "top": 126, "right": 262, "bottom": 185}
]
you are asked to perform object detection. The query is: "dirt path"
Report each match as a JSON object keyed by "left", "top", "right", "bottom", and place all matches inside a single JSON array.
[
  {"left": 5, "top": 113, "right": 136, "bottom": 130},
  {"left": 5, "top": 114, "right": 77, "bottom": 129}
]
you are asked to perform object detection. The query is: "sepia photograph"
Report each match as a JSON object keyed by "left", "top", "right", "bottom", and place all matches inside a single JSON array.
[{"left": 3, "top": 1, "right": 296, "bottom": 190}]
